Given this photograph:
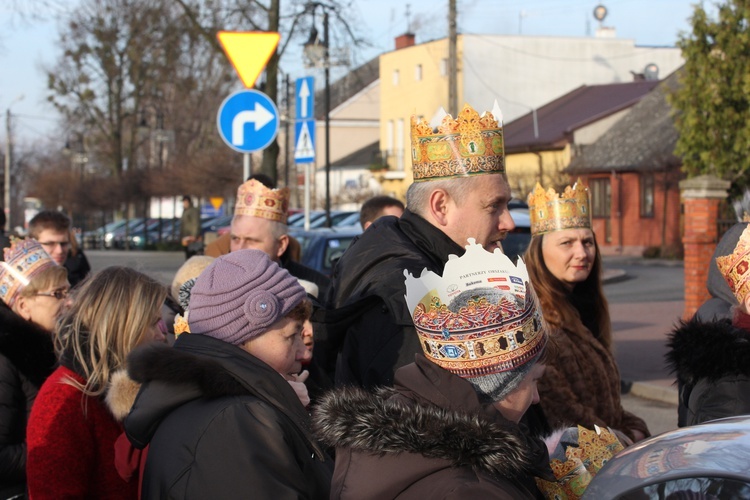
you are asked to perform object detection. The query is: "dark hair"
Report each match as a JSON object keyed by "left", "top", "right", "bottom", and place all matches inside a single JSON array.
[
  {"left": 182, "top": 195, "right": 192, "bottom": 203},
  {"left": 28, "top": 210, "right": 71, "bottom": 239},
  {"left": 285, "top": 298, "right": 312, "bottom": 322},
  {"left": 359, "top": 195, "right": 405, "bottom": 228},
  {"left": 524, "top": 233, "right": 612, "bottom": 350},
  {"left": 246, "top": 174, "right": 275, "bottom": 189}
]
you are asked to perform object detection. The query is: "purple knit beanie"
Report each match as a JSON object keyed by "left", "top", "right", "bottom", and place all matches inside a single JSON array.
[{"left": 187, "top": 249, "right": 306, "bottom": 345}]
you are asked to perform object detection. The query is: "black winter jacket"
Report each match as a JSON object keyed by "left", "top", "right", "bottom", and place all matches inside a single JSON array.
[
  {"left": 313, "top": 355, "right": 553, "bottom": 499},
  {"left": 666, "top": 318, "right": 750, "bottom": 426},
  {"left": 124, "top": 334, "right": 332, "bottom": 499},
  {"left": 0, "top": 302, "right": 56, "bottom": 496},
  {"left": 315, "top": 210, "right": 464, "bottom": 388}
]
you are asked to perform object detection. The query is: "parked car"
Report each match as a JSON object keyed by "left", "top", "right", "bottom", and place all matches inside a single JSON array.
[
  {"left": 293, "top": 227, "right": 362, "bottom": 277},
  {"left": 503, "top": 208, "right": 531, "bottom": 261},
  {"left": 583, "top": 415, "right": 750, "bottom": 499}
]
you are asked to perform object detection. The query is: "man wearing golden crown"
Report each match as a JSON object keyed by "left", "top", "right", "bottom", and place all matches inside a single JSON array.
[
  {"left": 206, "top": 176, "right": 330, "bottom": 298},
  {"left": 316, "top": 103, "right": 517, "bottom": 388}
]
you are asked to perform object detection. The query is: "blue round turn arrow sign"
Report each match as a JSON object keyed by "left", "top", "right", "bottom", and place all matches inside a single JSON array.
[{"left": 217, "top": 90, "right": 279, "bottom": 153}]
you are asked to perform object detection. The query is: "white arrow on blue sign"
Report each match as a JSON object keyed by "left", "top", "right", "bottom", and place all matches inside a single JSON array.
[
  {"left": 296, "top": 76, "right": 314, "bottom": 120},
  {"left": 217, "top": 89, "right": 279, "bottom": 153}
]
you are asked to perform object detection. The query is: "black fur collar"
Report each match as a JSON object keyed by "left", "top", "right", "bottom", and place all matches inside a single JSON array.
[
  {"left": 666, "top": 318, "right": 750, "bottom": 385},
  {"left": 312, "top": 385, "right": 534, "bottom": 479},
  {"left": 0, "top": 302, "right": 56, "bottom": 387}
]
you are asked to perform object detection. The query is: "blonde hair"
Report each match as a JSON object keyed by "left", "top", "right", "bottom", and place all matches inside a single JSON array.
[
  {"left": 55, "top": 266, "right": 166, "bottom": 398},
  {"left": 15, "top": 265, "right": 68, "bottom": 300}
]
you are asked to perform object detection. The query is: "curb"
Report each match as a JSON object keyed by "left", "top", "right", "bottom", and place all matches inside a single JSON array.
[
  {"left": 602, "top": 268, "right": 628, "bottom": 284},
  {"left": 626, "top": 381, "right": 678, "bottom": 406}
]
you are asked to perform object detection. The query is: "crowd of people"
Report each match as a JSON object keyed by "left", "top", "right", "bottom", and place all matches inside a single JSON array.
[{"left": 0, "top": 103, "right": 746, "bottom": 499}]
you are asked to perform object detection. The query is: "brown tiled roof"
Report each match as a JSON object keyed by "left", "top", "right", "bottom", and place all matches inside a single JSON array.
[
  {"left": 504, "top": 80, "right": 660, "bottom": 153},
  {"left": 314, "top": 58, "right": 379, "bottom": 119},
  {"left": 566, "top": 70, "right": 682, "bottom": 174}
]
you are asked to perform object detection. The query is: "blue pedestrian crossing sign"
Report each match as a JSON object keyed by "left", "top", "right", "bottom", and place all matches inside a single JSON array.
[
  {"left": 295, "top": 76, "right": 316, "bottom": 164},
  {"left": 217, "top": 89, "right": 279, "bottom": 153},
  {"left": 294, "top": 120, "right": 316, "bottom": 164}
]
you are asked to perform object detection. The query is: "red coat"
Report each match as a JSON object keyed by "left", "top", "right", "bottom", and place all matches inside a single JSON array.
[{"left": 26, "top": 366, "right": 137, "bottom": 499}]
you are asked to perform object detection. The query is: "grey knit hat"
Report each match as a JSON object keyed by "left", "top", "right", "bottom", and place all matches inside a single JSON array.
[{"left": 188, "top": 249, "right": 306, "bottom": 345}]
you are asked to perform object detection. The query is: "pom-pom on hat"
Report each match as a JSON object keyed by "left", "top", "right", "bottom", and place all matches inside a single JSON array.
[
  {"left": 187, "top": 249, "right": 306, "bottom": 345},
  {"left": 404, "top": 239, "right": 547, "bottom": 403},
  {"left": 1, "top": 238, "right": 58, "bottom": 308}
]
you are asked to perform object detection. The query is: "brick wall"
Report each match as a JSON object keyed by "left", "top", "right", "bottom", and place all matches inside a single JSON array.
[{"left": 682, "top": 197, "right": 721, "bottom": 319}]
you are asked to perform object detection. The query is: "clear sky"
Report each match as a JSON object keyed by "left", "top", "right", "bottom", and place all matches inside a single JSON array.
[{"left": 1, "top": 0, "right": 700, "bottom": 145}]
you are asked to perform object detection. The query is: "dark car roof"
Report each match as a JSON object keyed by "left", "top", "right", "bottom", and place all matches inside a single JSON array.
[{"left": 583, "top": 416, "right": 750, "bottom": 498}]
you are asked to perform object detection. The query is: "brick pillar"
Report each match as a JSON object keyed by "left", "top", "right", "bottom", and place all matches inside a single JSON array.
[{"left": 680, "top": 175, "right": 731, "bottom": 319}]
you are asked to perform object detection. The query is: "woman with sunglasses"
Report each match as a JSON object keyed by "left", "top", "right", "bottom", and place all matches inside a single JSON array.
[
  {"left": 26, "top": 266, "right": 166, "bottom": 499},
  {"left": 0, "top": 239, "right": 68, "bottom": 498}
]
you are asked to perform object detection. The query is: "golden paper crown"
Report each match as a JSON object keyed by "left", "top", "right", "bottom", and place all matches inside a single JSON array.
[
  {"left": 527, "top": 179, "right": 592, "bottom": 236},
  {"left": 234, "top": 179, "right": 289, "bottom": 224},
  {"left": 0, "top": 238, "right": 58, "bottom": 308},
  {"left": 535, "top": 425, "right": 625, "bottom": 499},
  {"left": 410, "top": 103, "right": 505, "bottom": 182},
  {"left": 716, "top": 224, "right": 750, "bottom": 304},
  {"left": 403, "top": 239, "right": 546, "bottom": 379}
]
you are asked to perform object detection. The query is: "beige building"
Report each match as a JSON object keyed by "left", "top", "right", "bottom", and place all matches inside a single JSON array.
[{"left": 378, "top": 33, "right": 683, "bottom": 197}]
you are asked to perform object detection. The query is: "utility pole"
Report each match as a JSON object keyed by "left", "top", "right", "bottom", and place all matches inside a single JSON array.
[{"left": 448, "top": 0, "right": 458, "bottom": 117}]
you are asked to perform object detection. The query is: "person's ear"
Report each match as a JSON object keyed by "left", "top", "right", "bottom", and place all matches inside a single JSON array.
[
  {"left": 428, "top": 189, "right": 451, "bottom": 227},
  {"left": 742, "top": 294, "right": 750, "bottom": 314},
  {"left": 14, "top": 296, "right": 32, "bottom": 322},
  {"left": 277, "top": 234, "right": 290, "bottom": 259}
]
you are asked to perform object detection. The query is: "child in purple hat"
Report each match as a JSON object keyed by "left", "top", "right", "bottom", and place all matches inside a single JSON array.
[{"left": 123, "top": 249, "right": 332, "bottom": 498}]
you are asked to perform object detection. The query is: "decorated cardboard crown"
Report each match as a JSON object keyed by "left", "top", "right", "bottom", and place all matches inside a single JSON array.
[
  {"left": 717, "top": 224, "right": 750, "bottom": 304},
  {"left": 0, "top": 238, "right": 58, "bottom": 308},
  {"left": 527, "top": 179, "right": 592, "bottom": 236},
  {"left": 234, "top": 179, "right": 289, "bottom": 224},
  {"left": 403, "top": 239, "right": 546, "bottom": 380},
  {"left": 535, "top": 425, "right": 625, "bottom": 499},
  {"left": 410, "top": 103, "right": 505, "bottom": 182}
]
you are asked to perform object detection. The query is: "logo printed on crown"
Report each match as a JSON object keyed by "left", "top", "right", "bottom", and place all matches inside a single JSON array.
[
  {"left": 410, "top": 104, "right": 505, "bottom": 182},
  {"left": 717, "top": 224, "right": 750, "bottom": 304}
]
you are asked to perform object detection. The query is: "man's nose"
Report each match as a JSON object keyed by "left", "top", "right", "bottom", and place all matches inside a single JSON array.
[{"left": 500, "top": 209, "right": 516, "bottom": 232}]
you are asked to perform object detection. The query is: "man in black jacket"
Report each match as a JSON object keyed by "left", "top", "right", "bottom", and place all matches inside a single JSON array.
[{"left": 316, "top": 103, "right": 517, "bottom": 388}]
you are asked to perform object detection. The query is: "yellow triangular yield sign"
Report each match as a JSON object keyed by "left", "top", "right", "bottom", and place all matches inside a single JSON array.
[{"left": 217, "top": 31, "right": 280, "bottom": 88}]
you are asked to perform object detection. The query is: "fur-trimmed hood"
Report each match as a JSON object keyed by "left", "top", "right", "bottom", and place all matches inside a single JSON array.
[
  {"left": 666, "top": 318, "right": 750, "bottom": 386},
  {"left": 105, "top": 369, "right": 141, "bottom": 422},
  {"left": 314, "top": 385, "right": 534, "bottom": 479},
  {"left": 0, "top": 300, "right": 56, "bottom": 387}
]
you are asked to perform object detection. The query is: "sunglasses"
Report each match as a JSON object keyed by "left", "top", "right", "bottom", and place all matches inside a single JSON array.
[{"left": 35, "top": 289, "right": 69, "bottom": 300}]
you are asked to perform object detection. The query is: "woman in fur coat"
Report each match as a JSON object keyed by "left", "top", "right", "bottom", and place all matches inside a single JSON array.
[
  {"left": 523, "top": 182, "right": 649, "bottom": 442},
  {"left": 0, "top": 240, "right": 68, "bottom": 498},
  {"left": 26, "top": 267, "right": 166, "bottom": 499}
]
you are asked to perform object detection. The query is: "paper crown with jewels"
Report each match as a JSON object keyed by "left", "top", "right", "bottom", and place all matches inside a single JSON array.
[
  {"left": 0, "top": 238, "right": 58, "bottom": 308},
  {"left": 234, "top": 179, "right": 290, "bottom": 224},
  {"left": 403, "top": 239, "right": 546, "bottom": 396},
  {"left": 527, "top": 179, "right": 592, "bottom": 236},
  {"left": 716, "top": 224, "right": 750, "bottom": 304},
  {"left": 410, "top": 103, "right": 506, "bottom": 182}
]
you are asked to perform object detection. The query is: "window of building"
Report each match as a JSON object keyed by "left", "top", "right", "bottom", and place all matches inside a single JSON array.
[
  {"left": 396, "top": 119, "right": 405, "bottom": 171},
  {"left": 415, "top": 64, "right": 423, "bottom": 81},
  {"left": 440, "top": 58, "right": 448, "bottom": 76},
  {"left": 392, "top": 69, "right": 399, "bottom": 86},
  {"left": 640, "top": 173, "right": 655, "bottom": 217},
  {"left": 590, "top": 178, "right": 611, "bottom": 218}
]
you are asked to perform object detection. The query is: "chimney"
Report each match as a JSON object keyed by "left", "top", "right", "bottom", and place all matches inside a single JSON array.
[{"left": 395, "top": 33, "right": 415, "bottom": 50}]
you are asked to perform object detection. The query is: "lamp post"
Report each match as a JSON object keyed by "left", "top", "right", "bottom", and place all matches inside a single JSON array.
[
  {"left": 4, "top": 94, "right": 23, "bottom": 232},
  {"left": 304, "top": 2, "right": 332, "bottom": 227}
]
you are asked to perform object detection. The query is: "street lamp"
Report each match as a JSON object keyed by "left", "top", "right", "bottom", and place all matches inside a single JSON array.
[{"left": 304, "top": 2, "right": 332, "bottom": 227}]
